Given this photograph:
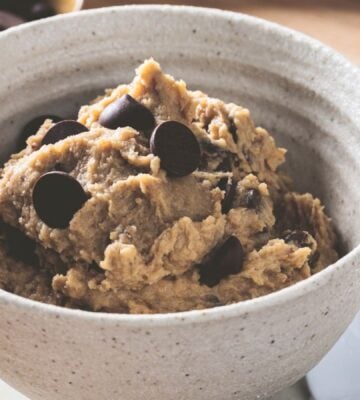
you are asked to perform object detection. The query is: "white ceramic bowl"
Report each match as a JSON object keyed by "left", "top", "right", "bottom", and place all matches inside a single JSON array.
[{"left": 0, "top": 6, "right": 360, "bottom": 400}]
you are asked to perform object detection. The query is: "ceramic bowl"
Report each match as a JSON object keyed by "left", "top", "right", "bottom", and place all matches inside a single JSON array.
[{"left": 0, "top": 5, "right": 359, "bottom": 400}]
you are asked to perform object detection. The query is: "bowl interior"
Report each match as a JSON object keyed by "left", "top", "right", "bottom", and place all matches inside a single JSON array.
[{"left": 0, "top": 6, "right": 359, "bottom": 255}]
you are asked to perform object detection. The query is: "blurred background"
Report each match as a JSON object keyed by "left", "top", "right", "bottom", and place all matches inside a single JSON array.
[
  {"left": 1, "top": 0, "right": 359, "bottom": 63},
  {"left": 84, "top": 0, "right": 360, "bottom": 64}
]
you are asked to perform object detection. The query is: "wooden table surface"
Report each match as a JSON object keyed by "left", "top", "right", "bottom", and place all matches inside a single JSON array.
[{"left": 84, "top": 0, "right": 360, "bottom": 64}]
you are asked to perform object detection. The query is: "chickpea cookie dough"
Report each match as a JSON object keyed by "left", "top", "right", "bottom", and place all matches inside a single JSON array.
[{"left": 0, "top": 59, "right": 338, "bottom": 313}]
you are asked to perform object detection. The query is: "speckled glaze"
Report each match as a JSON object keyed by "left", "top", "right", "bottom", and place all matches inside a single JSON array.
[{"left": 0, "top": 6, "right": 360, "bottom": 400}]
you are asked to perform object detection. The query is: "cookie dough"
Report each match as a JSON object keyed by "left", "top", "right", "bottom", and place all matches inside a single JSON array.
[{"left": 0, "top": 59, "right": 338, "bottom": 313}]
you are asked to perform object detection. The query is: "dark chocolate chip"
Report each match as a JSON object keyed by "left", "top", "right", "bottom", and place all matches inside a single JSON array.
[
  {"left": 243, "top": 189, "right": 261, "bottom": 209},
  {"left": 99, "top": 94, "right": 155, "bottom": 134},
  {"left": 32, "top": 171, "right": 88, "bottom": 229},
  {"left": 28, "top": 1, "right": 55, "bottom": 20},
  {"left": 42, "top": 120, "right": 88, "bottom": 145},
  {"left": 150, "top": 121, "right": 201, "bottom": 177},
  {"left": 88, "top": 262, "right": 104, "bottom": 275},
  {"left": 216, "top": 155, "right": 231, "bottom": 172},
  {"left": 308, "top": 251, "right": 320, "bottom": 269},
  {"left": 4, "top": 224, "right": 37, "bottom": 265},
  {"left": 198, "top": 143, "right": 214, "bottom": 170},
  {"left": 283, "top": 230, "right": 310, "bottom": 248},
  {"left": 0, "top": 10, "right": 25, "bottom": 31},
  {"left": 19, "top": 114, "right": 62, "bottom": 150},
  {"left": 228, "top": 118, "right": 238, "bottom": 143},
  {"left": 199, "top": 141, "right": 231, "bottom": 172},
  {"left": 199, "top": 236, "right": 244, "bottom": 287},
  {"left": 218, "top": 177, "right": 237, "bottom": 214}
]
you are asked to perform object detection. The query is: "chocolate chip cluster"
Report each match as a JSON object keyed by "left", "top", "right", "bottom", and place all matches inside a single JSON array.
[{"left": 22, "top": 94, "right": 248, "bottom": 286}]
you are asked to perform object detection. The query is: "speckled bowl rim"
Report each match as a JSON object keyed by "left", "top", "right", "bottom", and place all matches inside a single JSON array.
[{"left": 0, "top": 5, "right": 359, "bottom": 325}]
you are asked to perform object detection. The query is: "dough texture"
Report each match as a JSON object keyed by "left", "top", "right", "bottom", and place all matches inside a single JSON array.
[{"left": 0, "top": 60, "right": 338, "bottom": 313}]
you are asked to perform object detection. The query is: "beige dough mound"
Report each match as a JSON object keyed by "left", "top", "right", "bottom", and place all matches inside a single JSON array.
[{"left": 0, "top": 59, "right": 338, "bottom": 313}]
